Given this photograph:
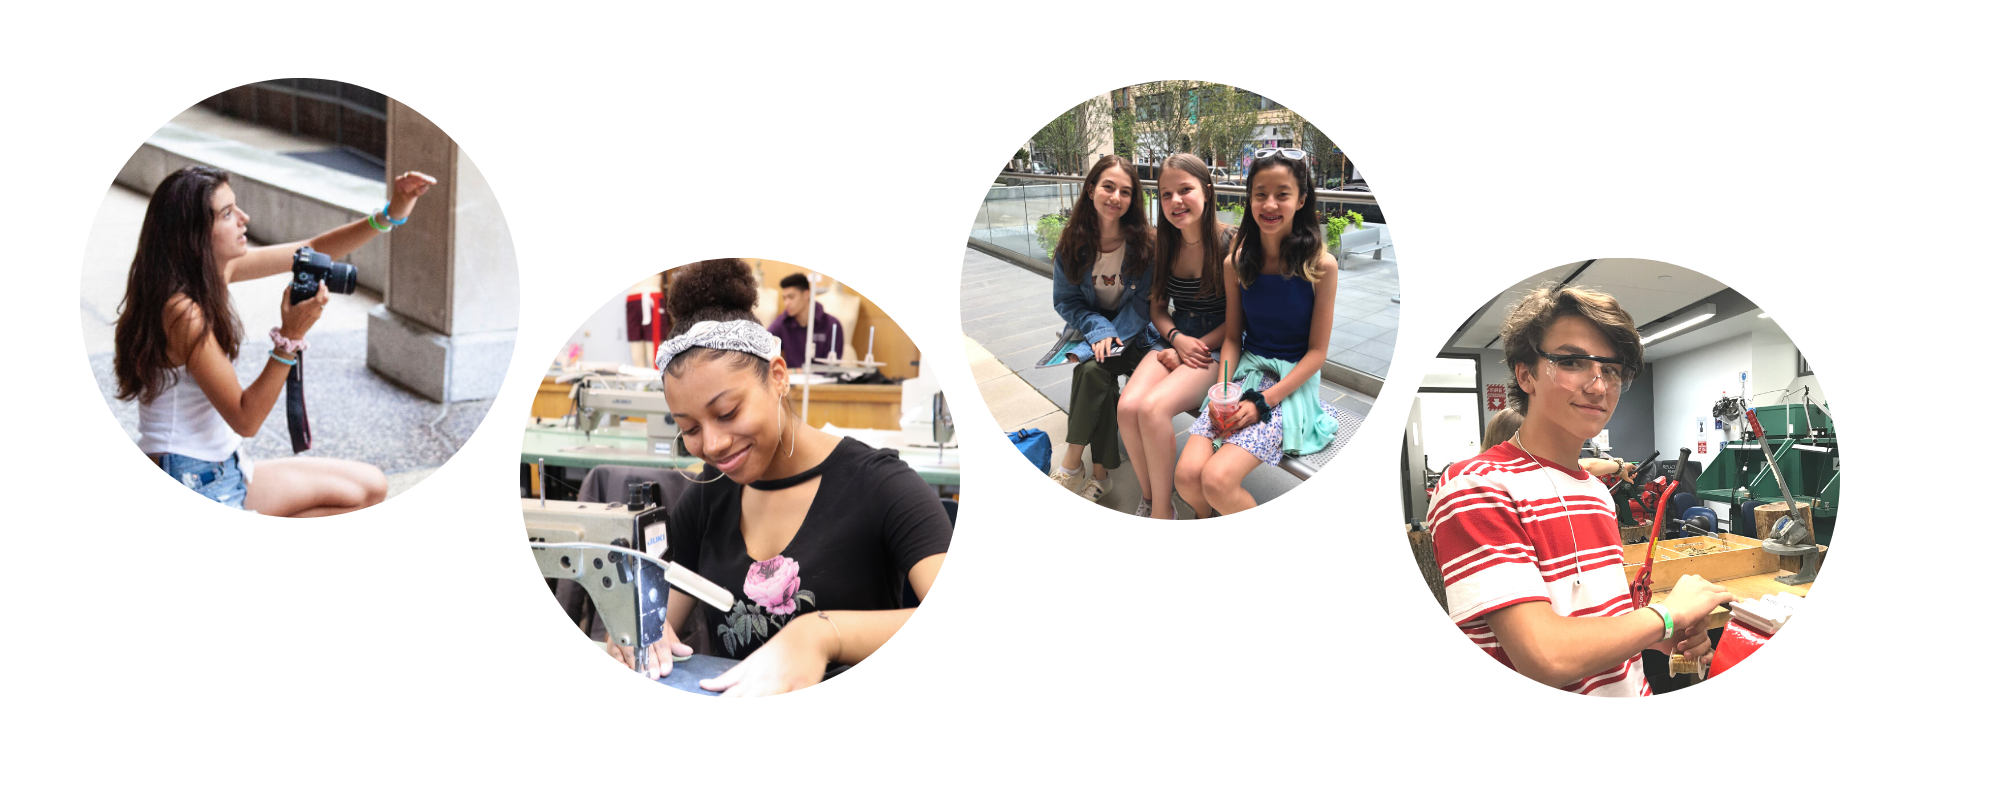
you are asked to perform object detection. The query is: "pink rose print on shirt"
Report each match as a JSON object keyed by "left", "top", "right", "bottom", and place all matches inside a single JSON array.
[{"left": 743, "top": 555, "right": 803, "bottom": 615}]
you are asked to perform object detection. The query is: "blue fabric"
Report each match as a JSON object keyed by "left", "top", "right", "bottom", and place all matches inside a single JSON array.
[
  {"left": 1009, "top": 428, "right": 1052, "bottom": 473},
  {"left": 1052, "top": 252, "right": 1159, "bottom": 361},
  {"left": 159, "top": 452, "right": 247, "bottom": 510},
  {"left": 1239, "top": 271, "right": 1316, "bottom": 361},
  {"left": 1170, "top": 307, "right": 1224, "bottom": 340}
]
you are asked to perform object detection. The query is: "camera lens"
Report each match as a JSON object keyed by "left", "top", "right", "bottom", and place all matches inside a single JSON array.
[{"left": 326, "top": 261, "right": 358, "bottom": 295}]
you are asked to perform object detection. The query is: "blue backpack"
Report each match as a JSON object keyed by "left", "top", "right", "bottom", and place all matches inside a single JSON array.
[{"left": 1009, "top": 428, "right": 1052, "bottom": 474}]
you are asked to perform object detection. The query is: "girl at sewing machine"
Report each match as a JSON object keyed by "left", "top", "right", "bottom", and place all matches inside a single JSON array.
[
  {"left": 112, "top": 164, "right": 434, "bottom": 516},
  {"left": 1046, "top": 154, "right": 1158, "bottom": 506},
  {"left": 1427, "top": 285, "right": 1731, "bottom": 696},
  {"left": 1115, "top": 154, "right": 1232, "bottom": 520},
  {"left": 610, "top": 259, "right": 952, "bottom": 697},
  {"left": 1173, "top": 149, "right": 1339, "bottom": 517}
]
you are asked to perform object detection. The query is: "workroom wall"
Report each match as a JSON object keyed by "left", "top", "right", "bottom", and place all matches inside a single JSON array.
[
  {"left": 1750, "top": 323, "right": 1830, "bottom": 410},
  {"left": 1651, "top": 332, "right": 1751, "bottom": 513},
  {"left": 564, "top": 288, "right": 647, "bottom": 367},
  {"left": 1601, "top": 367, "right": 1654, "bottom": 463},
  {"left": 1439, "top": 346, "right": 1509, "bottom": 431}
]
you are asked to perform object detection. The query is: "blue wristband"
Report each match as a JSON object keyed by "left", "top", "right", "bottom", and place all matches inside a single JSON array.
[
  {"left": 269, "top": 349, "right": 299, "bottom": 367},
  {"left": 381, "top": 203, "right": 409, "bottom": 226}
]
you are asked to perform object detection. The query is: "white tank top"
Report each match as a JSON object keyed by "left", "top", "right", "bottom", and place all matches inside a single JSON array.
[{"left": 136, "top": 366, "right": 241, "bottom": 463}]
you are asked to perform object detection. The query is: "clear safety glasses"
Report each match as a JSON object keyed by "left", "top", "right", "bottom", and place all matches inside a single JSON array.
[{"left": 1537, "top": 350, "right": 1636, "bottom": 395}]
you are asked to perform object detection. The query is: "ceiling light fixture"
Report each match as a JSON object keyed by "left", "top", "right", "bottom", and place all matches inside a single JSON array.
[{"left": 1640, "top": 303, "right": 1718, "bottom": 345}]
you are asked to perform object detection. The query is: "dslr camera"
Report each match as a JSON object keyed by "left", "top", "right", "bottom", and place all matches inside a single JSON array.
[{"left": 289, "top": 246, "right": 358, "bottom": 304}]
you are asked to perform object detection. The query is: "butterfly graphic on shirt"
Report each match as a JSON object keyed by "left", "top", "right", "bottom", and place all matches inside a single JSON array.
[{"left": 1098, "top": 275, "right": 1121, "bottom": 287}]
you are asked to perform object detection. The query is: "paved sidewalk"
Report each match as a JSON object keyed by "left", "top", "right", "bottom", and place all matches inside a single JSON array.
[{"left": 963, "top": 247, "right": 1375, "bottom": 517}]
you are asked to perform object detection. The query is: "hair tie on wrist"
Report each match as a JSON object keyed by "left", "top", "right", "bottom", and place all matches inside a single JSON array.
[
  {"left": 381, "top": 203, "right": 409, "bottom": 226},
  {"left": 268, "top": 349, "right": 298, "bottom": 367},
  {"left": 269, "top": 327, "right": 309, "bottom": 355},
  {"left": 1239, "top": 388, "right": 1273, "bottom": 424}
]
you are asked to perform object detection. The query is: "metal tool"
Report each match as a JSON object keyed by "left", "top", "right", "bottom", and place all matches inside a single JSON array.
[
  {"left": 1745, "top": 409, "right": 1820, "bottom": 585},
  {"left": 1631, "top": 447, "right": 1692, "bottom": 606},
  {"left": 530, "top": 541, "right": 732, "bottom": 675}
]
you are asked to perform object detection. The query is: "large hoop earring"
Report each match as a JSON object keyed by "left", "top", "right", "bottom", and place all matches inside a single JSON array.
[{"left": 676, "top": 433, "right": 729, "bottom": 484}]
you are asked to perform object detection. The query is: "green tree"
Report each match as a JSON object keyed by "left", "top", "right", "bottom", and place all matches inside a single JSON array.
[
  {"left": 1031, "top": 95, "right": 1114, "bottom": 175},
  {"left": 1191, "top": 86, "right": 1261, "bottom": 175},
  {"left": 1131, "top": 80, "right": 1198, "bottom": 169}
]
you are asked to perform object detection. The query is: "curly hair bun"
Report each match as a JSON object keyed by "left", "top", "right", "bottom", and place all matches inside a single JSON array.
[{"left": 668, "top": 259, "right": 758, "bottom": 322}]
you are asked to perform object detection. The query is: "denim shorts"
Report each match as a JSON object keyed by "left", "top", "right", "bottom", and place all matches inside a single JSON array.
[
  {"left": 158, "top": 452, "right": 248, "bottom": 510},
  {"left": 1172, "top": 307, "right": 1225, "bottom": 340}
]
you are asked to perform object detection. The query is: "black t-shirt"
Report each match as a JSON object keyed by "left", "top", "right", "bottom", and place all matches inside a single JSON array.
[{"left": 667, "top": 437, "right": 953, "bottom": 660}]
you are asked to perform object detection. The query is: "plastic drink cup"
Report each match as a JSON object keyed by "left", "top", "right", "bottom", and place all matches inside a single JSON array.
[{"left": 1207, "top": 381, "right": 1244, "bottom": 433}]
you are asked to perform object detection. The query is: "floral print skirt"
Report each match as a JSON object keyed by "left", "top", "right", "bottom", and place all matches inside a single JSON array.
[{"left": 1186, "top": 375, "right": 1337, "bottom": 467}]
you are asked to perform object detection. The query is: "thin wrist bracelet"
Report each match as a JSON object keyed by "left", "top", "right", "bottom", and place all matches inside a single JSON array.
[
  {"left": 381, "top": 203, "right": 409, "bottom": 226},
  {"left": 268, "top": 349, "right": 298, "bottom": 367},
  {"left": 816, "top": 610, "right": 845, "bottom": 664},
  {"left": 366, "top": 212, "right": 392, "bottom": 232},
  {"left": 1646, "top": 602, "right": 1674, "bottom": 642},
  {"left": 1167, "top": 328, "right": 1181, "bottom": 343}
]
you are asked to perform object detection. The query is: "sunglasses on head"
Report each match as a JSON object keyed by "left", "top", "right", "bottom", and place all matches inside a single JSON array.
[{"left": 1255, "top": 148, "right": 1308, "bottom": 161}]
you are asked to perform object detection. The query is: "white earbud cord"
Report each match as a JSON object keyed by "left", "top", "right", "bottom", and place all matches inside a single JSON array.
[{"left": 677, "top": 396, "right": 800, "bottom": 485}]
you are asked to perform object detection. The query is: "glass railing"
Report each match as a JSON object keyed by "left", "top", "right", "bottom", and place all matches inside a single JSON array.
[{"left": 967, "top": 173, "right": 1397, "bottom": 383}]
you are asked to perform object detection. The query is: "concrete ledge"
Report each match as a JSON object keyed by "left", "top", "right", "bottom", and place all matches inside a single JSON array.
[
  {"left": 967, "top": 237, "right": 1054, "bottom": 277},
  {"left": 366, "top": 303, "right": 514, "bottom": 403},
  {"left": 115, "top": 123, "right": 390, "bottom": 292}
]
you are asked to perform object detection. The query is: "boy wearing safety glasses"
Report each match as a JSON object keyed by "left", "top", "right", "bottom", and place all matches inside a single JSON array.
[{"left": 1428, "top": 285, "right": 1732, "bottom": 696}]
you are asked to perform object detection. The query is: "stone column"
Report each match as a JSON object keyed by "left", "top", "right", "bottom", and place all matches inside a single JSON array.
[{"left": 366, "top": 100, "right": 518, "bottom": 403}]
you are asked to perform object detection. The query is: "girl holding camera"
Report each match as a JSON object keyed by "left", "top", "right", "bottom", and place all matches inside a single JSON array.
[
  {"left": 1115, "top": 154, "right": 1233, "bottom": 520},
  {"left": 1175, "top": 149, "right": 1340, "bottom": 517},
  {"left": 113, "top": 164, "right": 435, "bottom": 516},
  {"left": 1047, "top": 154, "right": 1158, "bottom": 504},
  {"left": 610, "top": 259, "right": 952, "bottom": 696}
]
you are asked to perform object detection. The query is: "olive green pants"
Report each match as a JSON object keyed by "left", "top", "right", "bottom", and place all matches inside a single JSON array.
[{"left": 1064, "top": 345, "right": 1149, "bottom": 469}]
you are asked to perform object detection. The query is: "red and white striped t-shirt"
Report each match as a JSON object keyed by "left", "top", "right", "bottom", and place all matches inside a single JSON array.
[{"left": 1428, "top": 441, "right": 1649, "bottom": 697}]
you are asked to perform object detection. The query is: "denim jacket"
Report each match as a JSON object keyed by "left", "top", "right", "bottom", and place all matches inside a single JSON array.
[{"left": 1051, "top": 251, "right": 1160, "bottom": 361}]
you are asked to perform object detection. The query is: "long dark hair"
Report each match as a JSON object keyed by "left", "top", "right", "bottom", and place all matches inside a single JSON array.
[
  {"left": 1151, "top": 153, "right": 1228, "bottom": 303},
  {"left": 1055, "top": 155, "right": 1153, "bottom": 285},
  {"left": 113, "top": 165, "right": 242, "bottom": 404},
  {"left": 1231, "top": 153, "right": 1326, "bottom": 287}
]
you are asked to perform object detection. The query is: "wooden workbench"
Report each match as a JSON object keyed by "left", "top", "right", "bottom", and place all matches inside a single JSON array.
[
  {"left": 532, "top": 375, "right": 903, "bottom": 430},
  {"left": 787, "top": 382, "right": 902, "bottom": 429}
]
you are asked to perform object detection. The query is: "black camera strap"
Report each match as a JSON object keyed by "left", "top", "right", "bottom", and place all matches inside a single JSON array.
[{"left": 285, "top": 354, "right": 312, "bottom": 453}]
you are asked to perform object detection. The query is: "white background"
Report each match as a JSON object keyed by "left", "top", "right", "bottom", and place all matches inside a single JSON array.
[{"left": 3, "top": 2, "right": 1991, "bottom": 796}]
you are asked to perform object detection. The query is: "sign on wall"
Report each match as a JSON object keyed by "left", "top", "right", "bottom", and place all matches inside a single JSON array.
[{"left": 1485, "top": 384, "right": 1506, "bottom": 411}]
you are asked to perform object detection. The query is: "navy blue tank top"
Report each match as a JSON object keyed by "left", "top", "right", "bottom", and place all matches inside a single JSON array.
[{"left": 1240, "top": 271, "right": 1316, "bottom": 361}]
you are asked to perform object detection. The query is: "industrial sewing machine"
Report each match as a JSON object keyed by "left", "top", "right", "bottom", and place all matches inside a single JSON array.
[
  {"left": 569, "top": 379, "right": 679, "bottom": 456},
  {"left": 525, "top": 486, "right": 732, "bottom": 676}
]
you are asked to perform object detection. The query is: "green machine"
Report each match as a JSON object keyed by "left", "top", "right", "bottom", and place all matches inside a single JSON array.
[{"left": 1694, "top": 402, "right": 1839, "bottom": 544}]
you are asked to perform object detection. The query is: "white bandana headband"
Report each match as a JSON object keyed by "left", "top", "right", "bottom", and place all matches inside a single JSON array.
[{"left": 655, "top": 319, "right": 782, "bottom": 372}]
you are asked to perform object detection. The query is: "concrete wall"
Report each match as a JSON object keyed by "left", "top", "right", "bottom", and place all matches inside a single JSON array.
[{"left": 114, "top": 123, "right": 391, "bottom": 292}]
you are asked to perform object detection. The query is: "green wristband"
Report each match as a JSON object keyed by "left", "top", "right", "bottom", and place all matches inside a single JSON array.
[
  {"left": 1646, "top": 602, "right": 1674, "bottom": 642},
  {"left": 366, "top": 212, "right": 392, "bottom": 232}
]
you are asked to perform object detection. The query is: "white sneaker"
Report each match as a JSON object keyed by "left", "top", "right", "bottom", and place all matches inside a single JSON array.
[
  {"left": 1135, "top": 497, "right": 1152, "bottom": 517},
  {"left": 1080, "top": 478, "right": 1107, "bottom": 504},
  {"left": 1049, "top": 466, "right": 1081, "bottom": 493}
]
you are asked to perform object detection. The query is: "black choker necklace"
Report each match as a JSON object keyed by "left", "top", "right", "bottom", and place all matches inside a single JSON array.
[{"left": 749, "top": 444, "right": 837, "bottom": 490}]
